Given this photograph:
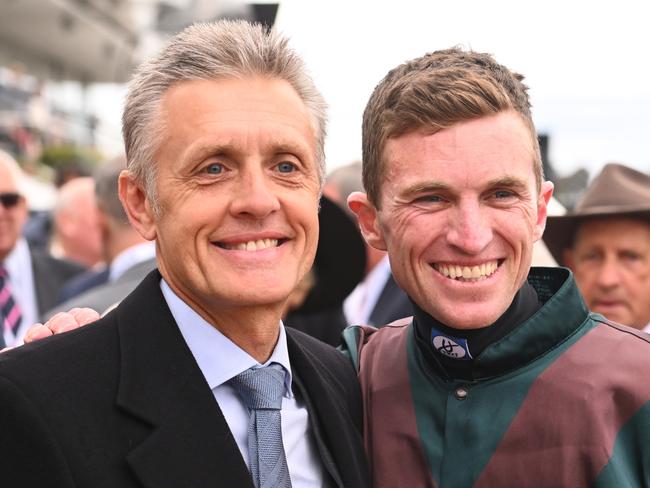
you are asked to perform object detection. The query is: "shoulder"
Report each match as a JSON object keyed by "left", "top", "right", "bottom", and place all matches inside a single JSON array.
[
  {"left": 583, "top": 314, "right": 650, "bottom": 355},
  {"left": 548, "top": 314, "right": 650, "bottom": 401},
  {"left": 340, "top": 318, "right": 412, "bottom": 371},
  {"left": 0, "top": 312, "right": 118, "bottom": 395}
]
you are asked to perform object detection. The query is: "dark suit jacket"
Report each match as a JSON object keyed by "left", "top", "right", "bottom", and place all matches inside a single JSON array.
[
  {"left": 30, "top": 249, "right": 86, "bottom": 315},
  {"left": 368, "top": 273, "right": 413, "bottom": 327},
  {"left": 0, "top": 270, "right": 369, "bottom": 488}
]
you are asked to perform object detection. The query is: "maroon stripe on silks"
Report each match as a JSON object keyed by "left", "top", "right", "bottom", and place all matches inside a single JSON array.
[
  {"left": 357, "top": 321, "right": 437, "bottom": 488},
  {"left": 475, "top": 321, "right": 650, "bottom": 487}
]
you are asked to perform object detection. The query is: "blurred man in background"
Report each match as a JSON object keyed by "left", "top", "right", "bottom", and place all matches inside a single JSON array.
[
  {"left": 545, "top": 163, "right": 650, "bottom": 331},
  {"left": 0, "top": 149, "right": 85, "bottom": 347},
  {"left": 47, "top": 156, "right": 156, "bottom": 317},
  {"left": 324, "top": 161, "right": 411, "bottom": 326}
]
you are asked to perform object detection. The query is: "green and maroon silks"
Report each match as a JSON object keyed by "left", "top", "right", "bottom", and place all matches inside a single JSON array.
[{"left": 341, "top": 267, "right": 650, "bottom": 487}]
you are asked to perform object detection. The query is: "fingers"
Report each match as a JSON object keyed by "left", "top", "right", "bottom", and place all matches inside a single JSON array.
[
  {"left": 45, "top": 312, "right": 83, "bottom": 335},
  {"left": 21, "top": 307, "right": 102, "bottom": 345},
  {"left": 69, "top": 308, "right": 101, "bottom": 326},
  {"left": 23, "top": 324, "right": 53, "bottom": 344}
]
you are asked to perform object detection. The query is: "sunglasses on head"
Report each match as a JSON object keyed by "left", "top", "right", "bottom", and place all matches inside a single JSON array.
[{"left": 0, "top": 192, "right": 22, "bottom": 209}]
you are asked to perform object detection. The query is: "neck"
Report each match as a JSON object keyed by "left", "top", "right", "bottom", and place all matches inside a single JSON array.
[
  {"left": 169, "top": 282, "right": 283, "bottom": 363},
  {"left": 208, "top": 306, "right": 282, "bottom": 363},
  {"left": 413, "top": 283, "right": 541, "bottom": 380}
]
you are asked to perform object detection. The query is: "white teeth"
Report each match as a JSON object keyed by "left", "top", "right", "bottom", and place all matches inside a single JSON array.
[
  {"left": 223, "top": 239, "right": 279, "bottom": 251},
  {"left": 434, "top": 261, "right": 499, "bottom": 281}
]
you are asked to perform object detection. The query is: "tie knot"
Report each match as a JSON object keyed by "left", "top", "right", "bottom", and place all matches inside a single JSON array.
[{"left": 230, "top": 364, "right": 286, "bottom": 410}]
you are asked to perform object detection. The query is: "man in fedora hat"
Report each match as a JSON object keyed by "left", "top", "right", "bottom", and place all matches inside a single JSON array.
[{"left": 545, "top": 163, "right": 650, "bottom": 331}]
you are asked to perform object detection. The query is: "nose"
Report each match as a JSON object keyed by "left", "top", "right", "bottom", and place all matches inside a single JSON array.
[
  {"left": 229, "top": 166, "right": 280, "bottom": 219},
  {"left": 595, "top": 255, "right": 621, "bottom": 289},
  {"left": 446, "top": 200, "right": 493, "bottom": 254}
]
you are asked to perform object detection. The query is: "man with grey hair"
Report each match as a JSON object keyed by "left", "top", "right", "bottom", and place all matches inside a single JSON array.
[
  {"left": 46, "top": 156, "right": 157, "bottom": 317},
  {"left": 50, "top": 176, "right": 103, "bottom": 268},
  {"left": 0, "top": 21, "right": 368, "bottom": 487}
]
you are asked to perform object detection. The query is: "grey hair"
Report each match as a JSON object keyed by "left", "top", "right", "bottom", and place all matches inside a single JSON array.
[
  {"left": 122, "top": 20, "right": 328, "bottom": 215},
  {"left": 94, "top": 155, "right": 130, "bottom": 225}
]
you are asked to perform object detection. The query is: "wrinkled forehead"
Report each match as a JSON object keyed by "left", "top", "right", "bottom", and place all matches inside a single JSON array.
[
  {"left": 575, "top": 216, "right": 650, "bottom": 244},
  {"left": 381, "top": 113, "right": 537, "bottom": 183}
]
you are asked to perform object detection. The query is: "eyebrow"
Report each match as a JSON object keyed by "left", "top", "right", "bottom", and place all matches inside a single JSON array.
[
  {"left": 184, "top": 139, "right": 311, "bottom": 164},
  {"left": 400, "top": 175, "right": 530, "bottom": 197},
  {"left": 485, "top": 175, "right": 530, "bottom": 191},
  {"left": 402, "top": 181, "right": 451, "bottom": 196}
]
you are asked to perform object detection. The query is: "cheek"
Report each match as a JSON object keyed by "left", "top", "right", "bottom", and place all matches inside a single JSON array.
[{"left": 380, "top": 207, "right": 422, "bottom": 244}]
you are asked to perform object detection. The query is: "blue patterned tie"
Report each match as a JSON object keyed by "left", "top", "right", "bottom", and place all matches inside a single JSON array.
[{"left": 230, "top": 364, "right": 292, "bottom": 488}]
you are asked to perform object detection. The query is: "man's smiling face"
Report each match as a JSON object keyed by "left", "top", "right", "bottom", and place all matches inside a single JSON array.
[
  {"left": 357, "top": 111, "right": 553, "bottom": 329},
  {"left": 131, "top": 76, "right": 321, "bottom": 321}
]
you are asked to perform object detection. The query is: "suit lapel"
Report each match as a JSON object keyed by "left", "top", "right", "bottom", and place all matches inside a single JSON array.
[
  {"left": 114, "top": 271, "right": 254, "bottom": 488},
  {"left": 286, "top": 330, "right": 367, "bottom": 488},
  {"left": 31, "top": 252, "right": 61, "bottom": 315}
]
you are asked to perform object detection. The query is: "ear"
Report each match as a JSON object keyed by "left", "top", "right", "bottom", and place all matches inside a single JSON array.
[
  {"left": 533, "top": 180, "right": 554, "bottom": 242},
  {"left": 347, "top": 191, "right": 387, "bottom": 251},
  {"left": 118, "top": 170, "right": 157, "bottom": 241}
]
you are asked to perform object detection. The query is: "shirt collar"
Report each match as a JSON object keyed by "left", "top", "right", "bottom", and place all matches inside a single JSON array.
[
  {"left": 160, "top": 279, "right": 293, "bottom": 397},
  {"left": 4, "top": 238, "right": 31, "bottom": 282}
]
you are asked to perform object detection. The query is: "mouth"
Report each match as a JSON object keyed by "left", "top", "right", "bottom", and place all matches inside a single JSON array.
[
  {"left": 593, "top": 300, "right": 627, "bottom": 310},
  {"left": 432, "top": 260, "right": 503, "bottom": 282},
  {"left": 214, "top": 238, "right": 285, "bottom": 251}
]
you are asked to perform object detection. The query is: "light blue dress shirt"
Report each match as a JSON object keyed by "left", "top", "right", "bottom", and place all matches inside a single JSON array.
[{"left": 161, "top": 280, "right": 325, "bottom": 487}]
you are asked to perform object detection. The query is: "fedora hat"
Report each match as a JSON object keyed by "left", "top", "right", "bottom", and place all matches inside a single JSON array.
[{"left": 544, "top": 163, "right": 650, "bottom": 265}]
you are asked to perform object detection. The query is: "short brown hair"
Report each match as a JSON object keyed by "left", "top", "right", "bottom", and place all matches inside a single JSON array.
[{"left": 362, "top": 47, "right": 542, "bottom": 206}]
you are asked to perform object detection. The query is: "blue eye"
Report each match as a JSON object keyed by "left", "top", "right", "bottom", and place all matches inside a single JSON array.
[
  {"left": 415, "top": 195, "right": 443, "bottom": 203},
  {"left": 494, "top": 190, "right": 513, "bottom": 199},
  {"left": 277, "top": 162, "right": 296, "bottom": 173},
  {"left": 205, "top": 163, "right": 223, "bottom": 174}
]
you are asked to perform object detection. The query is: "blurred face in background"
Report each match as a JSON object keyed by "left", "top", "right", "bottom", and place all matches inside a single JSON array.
[
  {"left": 565, "top": 217, "right": 650, "bottom": 330},
  {"left": 54, "top": 177, "right": 103, "bottom": 267},
  {"left": 0, "top": 162, "right": 28, "bottom": 262}
]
